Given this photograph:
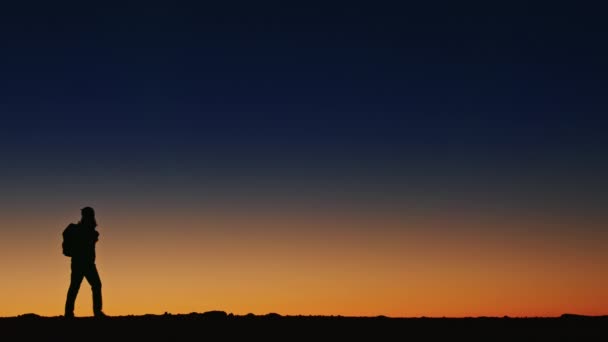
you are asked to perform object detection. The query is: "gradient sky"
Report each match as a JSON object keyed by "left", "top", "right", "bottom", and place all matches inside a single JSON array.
[{"left": 1, "top": 2, "right": 607, "bottom": 318}]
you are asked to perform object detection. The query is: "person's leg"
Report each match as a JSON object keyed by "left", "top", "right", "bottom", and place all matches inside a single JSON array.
[
  {"left": 84, "top": 263, "right": 103, "bottom": 316},
  {"left": 65, "top": 262, "right": 85, "bottom": 317}
]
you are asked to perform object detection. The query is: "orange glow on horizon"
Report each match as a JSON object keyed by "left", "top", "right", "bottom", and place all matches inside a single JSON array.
[{"left": 1, "top": 205, "right": 607, "bottom": 318}]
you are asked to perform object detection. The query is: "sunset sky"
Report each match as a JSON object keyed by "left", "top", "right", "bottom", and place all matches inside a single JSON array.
[{"left": 1, "top": 2, "right": 607, "bottom": 318}]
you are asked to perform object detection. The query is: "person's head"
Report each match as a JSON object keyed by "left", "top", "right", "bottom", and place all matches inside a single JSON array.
[{"left": 80, "top": 206, "right": 97, "bottom": 228}]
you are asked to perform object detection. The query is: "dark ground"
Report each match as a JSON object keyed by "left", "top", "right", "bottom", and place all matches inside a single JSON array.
[{"left": 1, "top": 311, "right": 606, "bottom": 341}]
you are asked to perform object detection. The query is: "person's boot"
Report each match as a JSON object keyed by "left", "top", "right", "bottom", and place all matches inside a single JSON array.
[{"left": 94, "top": 310, "right": 108, "bottom": 318}]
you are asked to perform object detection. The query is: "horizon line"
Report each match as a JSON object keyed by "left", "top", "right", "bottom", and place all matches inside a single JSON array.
[{"left": 3, "top": 311, "right": 607, "bottom": 320}]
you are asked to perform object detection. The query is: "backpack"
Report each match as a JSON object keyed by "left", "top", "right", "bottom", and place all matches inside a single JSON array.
[{"left": 62, "top": 223, "right": 78, "bottom": 257}]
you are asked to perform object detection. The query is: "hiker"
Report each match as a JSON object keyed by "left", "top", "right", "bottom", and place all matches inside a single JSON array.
[{"left": 63, "top": 206, "right": 107, "bottom": 318}]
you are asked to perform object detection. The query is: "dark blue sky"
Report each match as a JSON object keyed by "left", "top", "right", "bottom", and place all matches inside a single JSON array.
[{"left": 1, "top": 2, "right": 607, "bottom": 216}]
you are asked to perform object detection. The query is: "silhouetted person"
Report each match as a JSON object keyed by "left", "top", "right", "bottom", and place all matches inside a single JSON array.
[{"left": 63, "top": 206, "right": 107, "bottom": 318}]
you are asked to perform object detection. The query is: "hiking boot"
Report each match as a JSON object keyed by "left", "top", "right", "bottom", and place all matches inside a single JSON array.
[{"left": 94, "top": 311, "right": 108, "bottom": 318}]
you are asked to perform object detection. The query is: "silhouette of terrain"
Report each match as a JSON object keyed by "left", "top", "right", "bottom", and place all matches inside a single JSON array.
[{"left": 1, "top": 311, "right": 606, "bottom": 341}]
